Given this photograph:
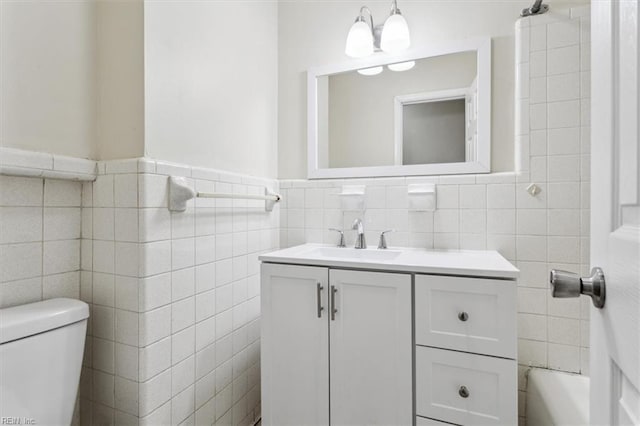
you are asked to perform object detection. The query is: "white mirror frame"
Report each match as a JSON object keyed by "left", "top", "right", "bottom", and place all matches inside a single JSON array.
[{"left": 307, "top": 37, "right": 492, "bottom": 179}]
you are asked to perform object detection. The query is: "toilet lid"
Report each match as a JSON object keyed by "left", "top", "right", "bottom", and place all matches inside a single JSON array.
[{"left": 0, "top": 298, "right": 89, "bottom": 344}]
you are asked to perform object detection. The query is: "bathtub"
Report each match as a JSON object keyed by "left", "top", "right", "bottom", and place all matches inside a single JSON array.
[{"left": 526, "top": 368, "right": 590, "bottom": 426}]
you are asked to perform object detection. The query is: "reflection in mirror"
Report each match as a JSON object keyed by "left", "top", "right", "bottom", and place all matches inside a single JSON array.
[
  {"left": 308, "top": 38, "right": 491, "bottom": 179},
  {"left": 401, "top": 97, "right": 467, "bottom": 165},
  {"left": 396, "top": 84, "right": 476, "bottom": 166},
  {"left": 321, "top": 52, "right": 476, "bottom": 169}
]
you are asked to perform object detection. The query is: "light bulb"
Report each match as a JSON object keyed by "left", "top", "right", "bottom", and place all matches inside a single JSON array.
[
  {"left": 380, "top": 12, "right": 410, "bottom": 53},
  {"left": 345, "top": 20, "right": 374, "bottom": 58},
  {"left": 357, "top": 66, "right": 383, "bottom": 76},
  {"left": 387, "top": 61, "right": 415, "bottom": 72}
]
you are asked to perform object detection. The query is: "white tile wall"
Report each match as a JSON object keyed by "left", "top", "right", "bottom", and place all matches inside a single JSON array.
[
  {"left": 0, "top": 176, "right": 82, "bottom": 307},
  {"left": 517, "top": 8, "right": 591, "bottom": 379},
  {"left": 0, "top": 175, "right": 84, "bottom": 425},
  {"left": 0, "top": 147, "right": 96, "bottom": 181},
  {"left": 79, "top": 159, "right": 277, "bottom": 425}
]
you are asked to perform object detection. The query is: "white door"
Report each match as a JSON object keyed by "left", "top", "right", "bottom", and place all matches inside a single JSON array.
[
  {"left": 591, "top": 1, "right": 640, "bottom": 424},
  {"left": 328, "top": 269, "right": 413, "bottom": 426},
  {"left": 260, "top": 263, "right": 329, "bottom": 426}
]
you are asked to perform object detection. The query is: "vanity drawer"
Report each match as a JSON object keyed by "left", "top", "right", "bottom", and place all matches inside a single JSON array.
[
  {"left": 416, "top": 416, "right": 459, "bottom": 425},
  {"left": 415, "top": 274, "right": 516, "bottom": 359},
  {"left": 416, "top": 346, "right": 517, "bottom": 426}
]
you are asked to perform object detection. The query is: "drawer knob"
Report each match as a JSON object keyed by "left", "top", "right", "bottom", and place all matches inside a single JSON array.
[
  {"left": 458, "top": 311, "right": 469, "bottom": 322},
  {"left": 458, "top": 385, "right": 470, "bottom": 398}
]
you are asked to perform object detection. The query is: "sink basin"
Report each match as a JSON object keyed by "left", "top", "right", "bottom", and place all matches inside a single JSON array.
[
  {"left": 305, "top": 247, "right": 402, "bottom": 261},
  {"left": 259, "top": 244, "right": 520, "bottom": 279}
]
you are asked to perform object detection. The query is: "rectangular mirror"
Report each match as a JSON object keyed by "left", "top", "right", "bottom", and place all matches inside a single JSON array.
[{"left": 308, "top": 38, "right": 491, "bottom": 179}]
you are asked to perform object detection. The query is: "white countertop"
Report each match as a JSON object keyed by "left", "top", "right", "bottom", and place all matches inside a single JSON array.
[{"left": 259, "top": 244, "right": 519, "bottom": 279}]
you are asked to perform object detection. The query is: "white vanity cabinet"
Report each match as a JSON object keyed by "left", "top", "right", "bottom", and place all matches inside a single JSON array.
[
  {"left": 261, "top": 263, "right": 413, "bottom": 426},
  {"left": 415, "top": 274, "right": 517, "bottom": 425},
  {"left": 260, "top": 244, "right": 519, "bottom": 426}
]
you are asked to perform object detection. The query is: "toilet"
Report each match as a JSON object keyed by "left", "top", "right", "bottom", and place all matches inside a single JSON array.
[{"left": 0, "top": 298, "right": 89, "bottom": 425}]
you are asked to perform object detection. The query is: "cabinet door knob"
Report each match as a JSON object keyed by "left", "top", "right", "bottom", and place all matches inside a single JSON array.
[
  {"left": 458, "top": 311, "right": 469, "bottom": 322},
  {"left": 458, "top": 385, "right": 470, "bottom": 398}
]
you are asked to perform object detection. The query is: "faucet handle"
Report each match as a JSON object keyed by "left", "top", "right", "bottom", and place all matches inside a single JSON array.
[
  {"left": 329, "top": 228, "right": 346, "bottom": 248},
  {"left": 378, "top": 229, "right": 395, "bottom": 249}
]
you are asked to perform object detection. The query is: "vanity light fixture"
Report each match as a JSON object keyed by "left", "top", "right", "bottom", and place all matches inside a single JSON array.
[
  {"left": 345, "top": 10, "right": 375, "bottom": 58},
  {"left": 345, "top": 0, "right": 411, "bottom": 58},
  {"left": 357, "top": 66, "right": 384, "bottom": 76},
  {"left": 380, "top": 2, "right": 411, "bottom": 53},
  {"left": 387, "top": 60, "right": 415, "bottom": 72}
]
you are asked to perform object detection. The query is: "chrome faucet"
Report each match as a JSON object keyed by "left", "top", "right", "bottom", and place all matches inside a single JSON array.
[
  {"left": 329, "top": 228, "right": 346, "bottom": 247},
  {"left": 352, "top": 218, "right": 366, "bottom": 249},
  {"left": 377, "top": 229, "right": 395, "bottom": 249}
]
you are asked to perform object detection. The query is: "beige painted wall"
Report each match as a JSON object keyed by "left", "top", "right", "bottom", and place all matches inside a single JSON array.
[
  {"left": 1, "top": 0, "right": 96, "bottom": 159},
  {"left": 1, "top": 0, "right": 145, "bottom": 161},
  {"left": 1, "top": 0, "right": 276, "bottom": 177},
  {"left": 277, "top": 0, "right": 589, "bottom": 179},
  {"left": 1, "top": 0, "right": 588, "bottom": 179},
  {"left": 96, "top": 0, "right": 145, "bottom": 161},
  {"left": 144, "top": 0, "right": 279, "bottom": 178}
]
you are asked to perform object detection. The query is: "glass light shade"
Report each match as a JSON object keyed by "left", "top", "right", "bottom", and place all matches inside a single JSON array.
[
  {"left": 345, "top": 20, "right": 374, "bottom": 58},
  {"left": 357, "top": 66, "right": 383, "bottom": 76},
  {"left": 380, "top": 13, "right": 410, "bottom": 53},
  {"left": 387, "top": 61, "right": 415, "bottom": 72}
]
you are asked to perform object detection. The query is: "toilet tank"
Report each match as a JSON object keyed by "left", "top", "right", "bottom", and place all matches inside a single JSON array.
[{"left": 0, "top": 298, "right": 89, "bottom": 426}]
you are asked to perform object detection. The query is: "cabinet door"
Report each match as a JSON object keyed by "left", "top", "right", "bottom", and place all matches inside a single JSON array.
[
  {"left": 329, "top": 269, "right": 412, "bottom": 426},
  {"left": 261, "top": 263, "right": 329, "bottom": 426}
]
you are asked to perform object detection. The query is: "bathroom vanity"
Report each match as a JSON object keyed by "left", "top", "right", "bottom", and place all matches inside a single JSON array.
[{"left": 260, "top": 244, "right": 519, "bottom": 426}]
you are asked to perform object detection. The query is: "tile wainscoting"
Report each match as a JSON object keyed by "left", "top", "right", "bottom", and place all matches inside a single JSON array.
[
  {"left": 0, "top": 175, "right": 85, "bottom": 424},
  {"left": 0, "top": 154, "right": 278, "bottom": 426},
  {"left": 78, "top": 158, "right": 279, "bottom": 425}
]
